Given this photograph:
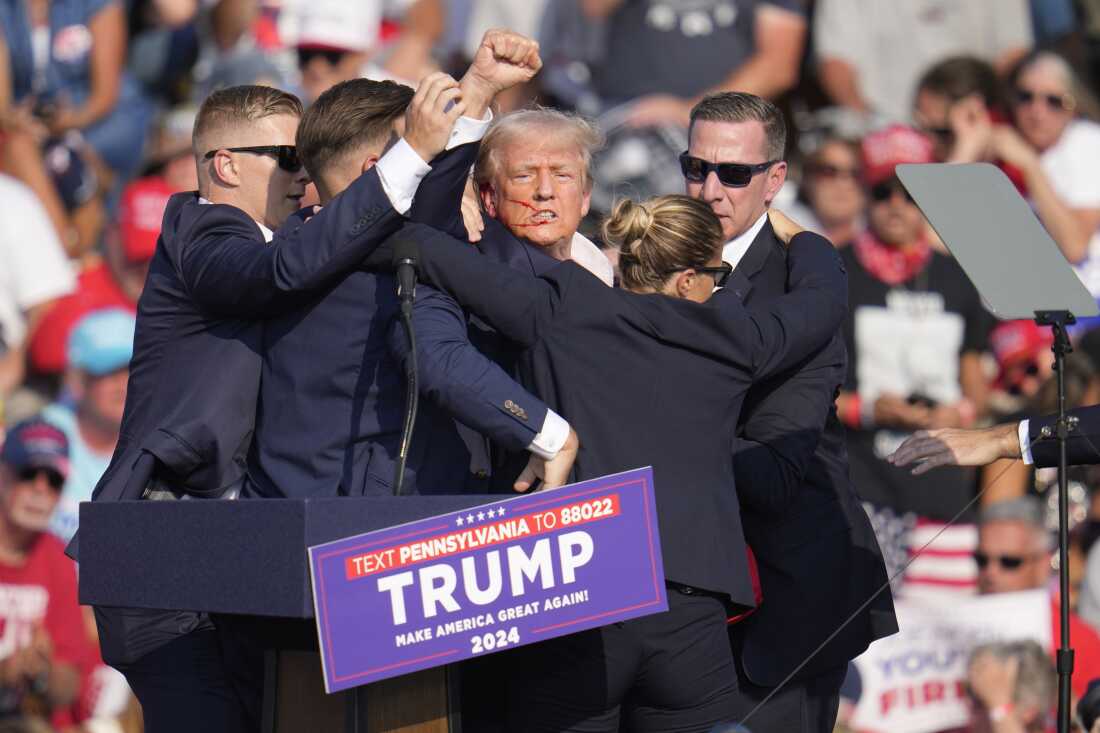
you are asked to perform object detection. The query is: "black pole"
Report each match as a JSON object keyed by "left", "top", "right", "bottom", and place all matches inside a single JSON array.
[
  {"left": 393, "top": 297, "right": 419, "bottom": 497},
  {"left": 1036, "top": 309, "right": 1076, "bottom": 733}
]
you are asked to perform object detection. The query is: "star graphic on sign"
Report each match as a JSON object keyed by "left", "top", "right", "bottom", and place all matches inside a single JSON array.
[
  {"left": 497, "top": 507, "right": 506, "bottom": 516},
  {"left": 456, "top": 515, "right": 464, "bottom": 526},
  {"left": 485, "top": 508, "right": 495, "bottom": 519},
  {"left": 477, "top": 511, "right": 486, "bottom": 521},
  {"left": 466, "top": 513, "right": 475, "bottom": 524}
]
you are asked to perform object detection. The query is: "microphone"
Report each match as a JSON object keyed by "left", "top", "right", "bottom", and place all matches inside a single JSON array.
[
  {"left": 391, "top": 237, "right": 420, "bottom": 496},
  {"left": 393, "top": 238, "right": 419, "bottom": 309}
]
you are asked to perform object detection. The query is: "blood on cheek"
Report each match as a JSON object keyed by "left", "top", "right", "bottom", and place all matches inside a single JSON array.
[{"left": 506, "top": 199, "right": 550, "bottom": 228}]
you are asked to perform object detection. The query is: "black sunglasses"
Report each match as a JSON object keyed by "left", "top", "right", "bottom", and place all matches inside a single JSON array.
[
  {"left": 664, "top": 263, "right": 734, "bottom": 288},
  {"left": 869, "top": 180, "right": 914, "bottom": 204},
  {"left": 924, "top": 126, "right": 954, "bottom": 144},
  {"left": 297, "top": 46, "right": 348, "bottom": 68},
  {"left": 1015, "top": 88, "right": 1075, "bottom": 112},
  {"left": 204, "top": 145, "right": 303, "bottom": 173},
  {"left": 17, "top": 467, "right": 64, "bottom": 491},
  {"left": 973, "top": 551, "right": 1041, "bottom": 571},
  {"left": 806, "top": 162, "right": 860, "bottom": 181},
  {"left": 679, "top": 153, "right": 778, "bottom": 188}
]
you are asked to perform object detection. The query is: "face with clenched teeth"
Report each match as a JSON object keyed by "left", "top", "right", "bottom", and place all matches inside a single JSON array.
[{"left": 482, "top": 134, "right": 591, "bottom": 259}]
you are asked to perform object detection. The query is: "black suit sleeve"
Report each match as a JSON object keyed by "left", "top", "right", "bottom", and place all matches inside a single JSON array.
[
  {"left": 407, "top": 142, "right": 478, "bottom": 241},
  {"left": 716, "top": 232, "right": 848, "bottom": 380},
  {"left": 179, "top": 168, "right": 401, "bottom": 317},
  {"left": 383, "top": 222, "right": 564, "bottom": 348},
  {"left": 734, "top": 335, "right": 846, "bottom": 515},
  {"left": 1029, "top": 406, "right": 1100, "bottom": 467},
  {"left": 388, "top": 285, "right": 548, "bottom": 452}
]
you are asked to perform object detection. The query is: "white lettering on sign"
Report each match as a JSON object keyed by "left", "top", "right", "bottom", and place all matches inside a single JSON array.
[{"left": 376, "top": 531, "right": 596, "bottom": 625}]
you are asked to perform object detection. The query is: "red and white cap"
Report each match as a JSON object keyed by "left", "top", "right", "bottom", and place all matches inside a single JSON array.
[
  {"left": 118, "top": 176, "right": 174, "bottom": 263},
  {"left": 861, "top": 125, "right": 936, "bottom": 187}
]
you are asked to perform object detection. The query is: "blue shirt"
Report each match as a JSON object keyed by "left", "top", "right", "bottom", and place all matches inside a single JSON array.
[
  {"left": 1, "top": 0, "right": 115, "bottom": 104},
  {"left": 42, "top": 403, "right": 112, "bottom": 544}
]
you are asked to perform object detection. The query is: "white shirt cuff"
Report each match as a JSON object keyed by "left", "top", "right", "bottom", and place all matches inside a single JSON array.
[
  {"left": 447, "top": 110, "right": 493, "bottom": 150},
  {"left": 1019, "top": 419, "right": 1034, "bottom": 465},
  {"left": 376, "top": 138, "right": 432, "bottom": 215},
  {"left": 527, "top": 409, "right": 570, "bottom": 460}
]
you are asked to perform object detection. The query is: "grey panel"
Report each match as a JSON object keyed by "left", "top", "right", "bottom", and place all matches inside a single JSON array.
[{"left": 896, "top": 162, "right": 1098, "bottom": 319}]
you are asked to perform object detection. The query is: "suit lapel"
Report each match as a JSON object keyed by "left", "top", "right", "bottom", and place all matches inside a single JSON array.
[{"left": 730, "top": 219, "right": 784, "bottom": 302}]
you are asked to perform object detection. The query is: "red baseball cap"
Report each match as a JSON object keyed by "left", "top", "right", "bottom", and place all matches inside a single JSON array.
[
  {"left": 861, "top": 125, "right": 936, "bottom": 187},
  {"left": 118, "top": 176, "right": 174, "bottom": 263},
  {"left": 990, "top": 320, "right": 1054, "bottom": 371}
]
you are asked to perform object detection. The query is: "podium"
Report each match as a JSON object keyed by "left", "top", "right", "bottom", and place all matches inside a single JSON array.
[{"left": 77, "top": 495, "right": 498, "bottom": 732}]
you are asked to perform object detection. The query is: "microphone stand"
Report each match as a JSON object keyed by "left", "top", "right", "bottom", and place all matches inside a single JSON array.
[
  {"left": 1035, "top": 309, "right": 1078, "bottom": 733},
  {"left": 393, "top": 250, "right": 419, "bottom": 497}
]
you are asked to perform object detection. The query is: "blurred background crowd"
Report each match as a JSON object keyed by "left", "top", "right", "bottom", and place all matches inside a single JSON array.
[{"left": 5, "top": 0, "right": 1100, "bottom": 731}]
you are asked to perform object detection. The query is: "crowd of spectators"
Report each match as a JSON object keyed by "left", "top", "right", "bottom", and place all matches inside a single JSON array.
[{"left": 4, "top": 0, "right": 1100, "bottom": 731}]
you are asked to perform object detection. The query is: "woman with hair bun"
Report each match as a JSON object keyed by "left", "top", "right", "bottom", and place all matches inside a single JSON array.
[{"left": 383, "top": 195, "right": 846, "bottom": 732}]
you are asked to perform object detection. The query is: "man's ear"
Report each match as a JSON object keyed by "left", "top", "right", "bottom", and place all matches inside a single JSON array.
[
  {"left": 210, "top": 150, "right": 241, "bottom": 187},
  {"left": 360, "top": 155, "right": 380, "bottom": 173},
  {"left": 763, "top": 161, "right": 788, "bottom": 206},
  {"left": 581, "top": 183, "right": 592, "bottom": 219},
  {"left": 480, "top": 183, "right": 498, "bottom": 219}
]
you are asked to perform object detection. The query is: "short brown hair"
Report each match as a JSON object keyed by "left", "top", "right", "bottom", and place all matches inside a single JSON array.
[
  {"left": 689, "top": 92, "right": 787, "bottom": 161},
  {"left": 916, "top": 56, "right": 1004, "bottom": 109},
  {"left": 297, "top": 79, "right": 414, "bottom": 177},
  {"left": 192, "top": 85, "right": 303, "bottom": 153},
  {"left": 602, "top": 195, "right": 723, "bottom": 292},
  {"left": 474, "top": 108, "right": 603, "bottom": 191}
]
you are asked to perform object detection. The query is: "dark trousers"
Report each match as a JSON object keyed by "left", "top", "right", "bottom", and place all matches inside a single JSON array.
[
  {"left": 504, "top": 588, "right": 739, "bottom": 733},
  {"left": 121, "top": 623, "right": 262, "bottom": 733},
  {"left": 725, "top": 630, "right": 846, "bottom": 733}
]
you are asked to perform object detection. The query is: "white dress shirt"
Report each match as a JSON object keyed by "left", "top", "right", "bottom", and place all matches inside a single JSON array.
[
  {"left": 570, "top": 233, "right": 615, "bottom": 286},
  {"left": 376, "top": 111, "right": 495, "bottom": 214},
  {"left": 721, "top": 211, "right": 769, "bottom": 270},
  {"left": 1019, "top": 419, "right": 1035, "bottom": 464}
]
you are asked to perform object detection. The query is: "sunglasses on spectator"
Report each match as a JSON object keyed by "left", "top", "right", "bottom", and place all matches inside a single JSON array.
[
  {"left": 663, "top": 263, "right": 734, "bottom": 288},
  {"left": 973, "top": 551, "right": 1042, "bottom": 570},
  {"left": 679, "top": 153, "right": 778, "bottom": 188},
  {"left": 203, "top": 145, "right": 303, "bottom": 173},
  {"left": 869, "top": 180, "right": 914, "bottom": 204},
  {"left": 806, "top": 163, "right": 860, "bottom": 181},
  {"left": 1006, "top": 362, "right": 1041, "bottom": 396},
  {"left": 16, "top": 467, "right": 65, "bottom": 491},
  {"left": 297, "top": 47, "right": 348, "bottom": 68},
  {"left": 1014, "top": 88, "right": 1076, "bottom": 112}
]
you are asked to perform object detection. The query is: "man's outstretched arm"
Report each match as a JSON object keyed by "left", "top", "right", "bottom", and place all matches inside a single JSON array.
[
  {"left": 888, "top": 423, "right": 1023, "bottom": 475},
  {"left": 890, "top": 406, "right": 1100, "bottom": 471}
]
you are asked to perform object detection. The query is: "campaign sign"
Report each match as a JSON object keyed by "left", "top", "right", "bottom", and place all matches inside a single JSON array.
[
  {"left": 309, "top": 467, "right": 667, "bottom": 693},
  {"left": 849, "top": 589, "right": 1051, "bottom": 733}
]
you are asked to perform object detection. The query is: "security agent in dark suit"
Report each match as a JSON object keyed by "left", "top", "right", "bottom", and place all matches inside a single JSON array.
[
  {"left": 371, "top": 193, "right": 848, "bottom": 733},
  {"left": 247, "top": 37, "right": 579, "bottom": 501},
  {"left": 683, "top": 92, "right": 897, "bottom": 732},
  {"left": 80, "top": 79, "right": 472, "bottom": 733}
]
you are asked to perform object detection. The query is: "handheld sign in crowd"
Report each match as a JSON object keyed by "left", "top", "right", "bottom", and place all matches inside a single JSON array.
[
  {"left": 848, "top": 589, "right": 1051, "bottom": 733},
  {"left": 308, "top": 467, "right": 667, "bottom": 693}
]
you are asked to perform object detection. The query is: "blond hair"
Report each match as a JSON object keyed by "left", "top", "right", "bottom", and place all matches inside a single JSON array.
[
  {"left": 474, "top": 108, "right": 603, "bottom": 191},
  {"left": 603, "top": 195, "right": 724, "bottom": 292},
  {"left": 192, "top": 85, "right": 303, "bottom": 157}
]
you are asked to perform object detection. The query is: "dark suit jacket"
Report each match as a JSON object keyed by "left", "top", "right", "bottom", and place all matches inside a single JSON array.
[
  {"left": 246, "top": 269, "right": 551, "bottom": 498},
  {"left": 413, "top": 181, "right": 561, "bottom": 491},
  {"left": 723, "top": 222, "right": 897, "bottom": 686},
  {"left": 85, "top": 167, "right": 401, "bottom": 665},
  {"left": 377, "top": 223, "right": 849, "bottom": 604},
  {"left": 1031, "top": 406, "right": 1100, "bottom": 467}
]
